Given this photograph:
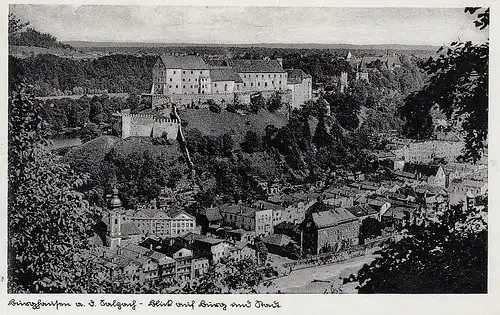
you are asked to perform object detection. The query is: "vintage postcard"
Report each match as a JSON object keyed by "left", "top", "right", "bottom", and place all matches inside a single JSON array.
[{"left": 2, "top": 0, "right": 497, "bottom": 314}]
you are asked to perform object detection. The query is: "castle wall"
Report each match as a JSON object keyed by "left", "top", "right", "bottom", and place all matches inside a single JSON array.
[
  {"left": 121, "top": 113, "right": 180, "bottom": 140},
  {"left": 153, "top": 120, "right": 180, "bottom": 139}
]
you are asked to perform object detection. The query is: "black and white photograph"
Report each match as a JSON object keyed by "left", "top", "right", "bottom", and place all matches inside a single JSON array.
[{"left": 6, "top": 3, "right": 489, "bottom": 297}]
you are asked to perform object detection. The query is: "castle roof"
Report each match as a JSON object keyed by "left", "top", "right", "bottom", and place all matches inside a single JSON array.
[
  {"left": 209, "top": 67, "right": 243, "bottom": 83},
  {"left": 159, "top": 55, "right": 209, "bottom": 70},
  {"left": 227, "top": 59, "right": 285, "bottom": 73},
  {"left": 286, "top": 69, "right": 311, "bottom": 84}
]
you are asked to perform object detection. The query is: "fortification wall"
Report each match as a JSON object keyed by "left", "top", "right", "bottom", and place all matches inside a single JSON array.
[
  {"left": 121, "top": 113, "right": 180, "bottom": 139},
  {"left": 153, "top": 119, "right": 180, "bottom": 139},
  {"left": 170, "top": 93, "right": 237, "bottom": 108}
]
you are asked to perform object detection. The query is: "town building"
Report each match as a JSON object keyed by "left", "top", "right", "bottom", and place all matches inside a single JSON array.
[
  {"left": 102, "top": 189, "right": 200, "bottom": 245},
  {"left": 301, "top": 202, "right": 359, "bottom": 255},
  {"left": 218, "top": 203, "right": 274, "bottom": 237}
]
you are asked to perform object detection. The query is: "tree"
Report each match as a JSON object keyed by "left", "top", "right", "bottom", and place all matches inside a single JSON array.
[
  {"left": 241, "top": 130, "right": 262, "bottom": 153},
  {"left": 267, "top": 92, "right": 282, "bottom": 112},
  {"left": 181, "top": 258, "right": 277, "bottom": 294},
  {"left": 359, "top": 217, "right": 382, "bottom": 244},
  {"left": 8, "top": 87, "right": 102, "bottom": 293},
  {"left": 348, "top": 204, "right": 487, "bottom": 293},
  {"left": 312, "top": 113, "right": 332, "bottom": 148},
  {"left": 400, "top": 8, "right": 489, "bottom": 162},
  {"left": 254, "top": 237, "right": 269, "bottom": 264},
  {"left": 8, "top": 13, "right": 29, "bottom": 36},
  {"left": 80, "top": 122, "right": 102, "bottom": 143}
]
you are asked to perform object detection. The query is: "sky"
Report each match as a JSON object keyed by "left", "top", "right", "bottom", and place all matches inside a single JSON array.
[{"left": 9, "top": 5, "right": 489, "bottom": 46}]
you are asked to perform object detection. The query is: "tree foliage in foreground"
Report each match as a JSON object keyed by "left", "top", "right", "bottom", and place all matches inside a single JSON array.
[
  {"left": 348, "top": 204, "right": 487, "bottom": 293},
  {"left": 400, "top": 8, "right": 489, "bottom": 162},
  {"left": 8, "top": 87, "right": 102, "bottom": 293}
]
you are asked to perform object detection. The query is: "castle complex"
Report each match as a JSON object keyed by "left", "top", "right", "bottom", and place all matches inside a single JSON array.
[
  {"left": 148, "top": 54, "right": 312, "bottom": 110},
  {"left": 121, "top": 54, "right": 313, "bottom": 140}
]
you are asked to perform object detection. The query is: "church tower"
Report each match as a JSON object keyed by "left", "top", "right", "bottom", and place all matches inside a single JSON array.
[{"left": 106, "top": 188, "right": 123, "bottom": 248}]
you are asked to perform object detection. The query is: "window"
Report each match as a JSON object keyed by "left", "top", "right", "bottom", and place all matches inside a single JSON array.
[
  {"left": 279, "top": 81, "right": 281, "bottom": 84},
  {"left": 258, "top": 82, "right": 260, "bottom": 86},
  {"left": 188, "top": 79, "right": 191, "bottom": 82},
  {"left": 174, "top": 71, "right": 176, "bottom": 74},
  {"left": 183, "top": 79, "right": 185, "bottom": 82},
  {"left": 183, "top": 71, "right": 185, "bottom": 74},
  {"left": 214, "top": 83, "right": 217, "bottom": 87},
  {"left": 262, "top": 75, "right": 264, "bottom": 78},
  {"left": 190, "top": 85, "right": 193, "bottom": 88},
  {"left": 176, "top": 85, "right": 178, "bottom": 88},
  {"left": 114, "top": 218, "right": 118, "bottom": 225},
  {"left": 244, "top": 83, "right": 246, "bottom": 87},
  {"left": 274, "top": 74, "right": 276, "bottom": 78},
  {"left": 183, "top": 85, "right": 185, "bottom": 88},
  {"left": 169, "top": 78, "right": 172, "bottom": 82},
  {"left": 195, "top": 78, "right": 198, "bottom": 81},
  {"left": 265, "top": 82, "right": 267, "bottom": 87},
  {"left": 251, "top": 83, "right": 253, "bottom": 86},
  {"left": 268, "top": 74, "right": 271, "bottom": 78},
  {"left": 200, "top": 71, "right": 203, "bottom": 75},
  {"left": 169, "top": 85, "right": 172, "bottom": 88},
  {"left": 191, "top": 71, "right": 193, "bottom": 74}
]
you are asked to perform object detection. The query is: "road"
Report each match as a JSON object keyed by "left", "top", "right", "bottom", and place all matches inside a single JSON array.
[{"left": 258, "top": 254, "right": 376, "bottom": 294}]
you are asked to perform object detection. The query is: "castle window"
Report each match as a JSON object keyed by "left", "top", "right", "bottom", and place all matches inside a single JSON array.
[
  {"left": 176, "top": 85, "right": 178, "bottom": 88},
  {"left": 251, "top": 83, "right": 253, "bottom": 87},
  {"left": 191, "top": 71, "right": 193, "bottom": 74},
  {"left": 265, "top": 82, "right": 267, "bottom": 87},
  {"left": 183, "top": 71, "right": 185, "bottom": 74},
  {"left": 115, "top": 218, "right": 118, "bottom": 225}
]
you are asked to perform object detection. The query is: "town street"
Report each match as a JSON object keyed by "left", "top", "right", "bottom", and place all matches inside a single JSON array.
[{"left": 258, "top": 254, "right": 377, "bottom": 293}]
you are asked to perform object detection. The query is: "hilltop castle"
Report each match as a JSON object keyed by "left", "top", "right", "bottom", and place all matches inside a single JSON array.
[{"left": 145, "top": 54, "right": 312, "bottom": 110}]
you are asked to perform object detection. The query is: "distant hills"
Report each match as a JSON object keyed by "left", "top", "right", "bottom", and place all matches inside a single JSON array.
[{"left": 64, "top": 41, "right": 441, "bottom": 52}]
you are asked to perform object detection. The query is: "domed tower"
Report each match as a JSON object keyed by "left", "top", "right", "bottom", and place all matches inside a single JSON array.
[{"left": 106, "top": 188, "right": 123, "bottom": 248}]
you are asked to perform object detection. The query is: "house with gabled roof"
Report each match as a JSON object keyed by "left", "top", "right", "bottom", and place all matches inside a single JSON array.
[{"left": 300, "top": 202, "right": 360, "bottom": 255}]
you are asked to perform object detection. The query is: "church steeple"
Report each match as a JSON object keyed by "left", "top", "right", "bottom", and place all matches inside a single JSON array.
[{"left": 106, "top": 187, "right": 123, "bottom": 248}]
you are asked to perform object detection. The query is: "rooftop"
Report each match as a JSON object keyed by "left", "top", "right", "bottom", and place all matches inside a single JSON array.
[
  {"left": 286, "top": 69, "right": 311, "bottom": 84},
  {"left": 159, "top": 55, "right": 209, "bottom": 70},
  {"left": 227, "top": 59, "right": 285, "bottom": 73},
  {"left": 209, "top": 67, "right": 244, "bottom": 83},
  {"left": 312, "top": 208, "right": 357, "bottom": 229},
  {"left": 346, "top": 204, "right": 378, "bottom": 218}
]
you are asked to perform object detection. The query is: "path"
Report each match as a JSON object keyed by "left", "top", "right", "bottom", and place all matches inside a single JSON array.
[{"left": 258, "top": 254, "right": 376, "bottom": 294}]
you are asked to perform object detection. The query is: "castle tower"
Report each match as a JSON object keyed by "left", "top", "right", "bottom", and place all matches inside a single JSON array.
[{"left": 106, "top": 188, "right": 123, "bottom": 248}]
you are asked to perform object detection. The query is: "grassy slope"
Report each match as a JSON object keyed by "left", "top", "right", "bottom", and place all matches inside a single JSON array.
[
  {"left": 180, "top": 108, "right": 288, "bottom": 145},
  {"left": 64, "top": 135, "right": 187, "bottom": 172}
]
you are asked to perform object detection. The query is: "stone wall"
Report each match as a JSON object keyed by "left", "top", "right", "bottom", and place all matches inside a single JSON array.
[{"left": 121, "top": 113, "right": 180, "bottom": 140}]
